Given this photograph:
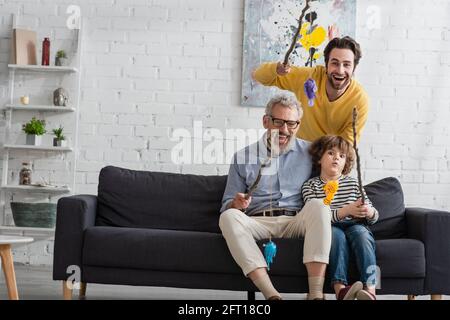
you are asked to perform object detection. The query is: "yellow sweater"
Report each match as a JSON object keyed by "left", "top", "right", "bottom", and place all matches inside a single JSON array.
[{"left": 253, "top": 62, "right": 369, "bottom": 144}]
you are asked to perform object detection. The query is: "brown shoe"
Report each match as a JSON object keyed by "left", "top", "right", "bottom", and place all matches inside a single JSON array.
[
  {"left": 337, "top": 281, "right": 363, "bottom": 300},
  {"left": 268, "top": 295, "right": 283, "bottom": 300},
  {"left": 356, "top": 289, "right": 376, "bottom": 300}
]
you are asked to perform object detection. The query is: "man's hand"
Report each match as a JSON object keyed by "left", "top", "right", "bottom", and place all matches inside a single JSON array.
[
  {"left": 229, "top": 193, "right": 252, "bottom": 210},
  {"left": 276, "top": 62, "right": 291, "bottom": 76},
  {"left": 338, "top": 199, "right": 375, "bottom": 220},
  {"left": 328, "top": 24, "right": 340, "bottom": 40}
]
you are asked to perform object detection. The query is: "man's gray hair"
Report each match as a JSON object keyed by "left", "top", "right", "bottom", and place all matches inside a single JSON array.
[{"left": 265, "top": 94, "right": 303, "bottom": 119}]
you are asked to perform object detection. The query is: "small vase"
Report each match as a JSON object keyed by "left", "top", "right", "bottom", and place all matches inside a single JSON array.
[
  {"left": 53, "top": 138, "right": 67, "bottom": 147},
  {"left": 55, "top": 57, "right": 68, "bottom": 66},
  {"left": 26, "top": 134, "right": 42, "bottom": 146}
]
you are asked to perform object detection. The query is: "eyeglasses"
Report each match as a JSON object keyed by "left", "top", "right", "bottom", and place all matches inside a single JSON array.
[{"left": 268, "top": 116, "right": 300, "bottom": 129}]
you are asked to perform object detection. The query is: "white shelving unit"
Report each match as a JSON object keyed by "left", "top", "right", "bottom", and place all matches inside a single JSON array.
[
  {"left": 7, "top": 64, "right": 78, "bottom": 73},
  {"left": 5, "top": 104, "right": 76, "bottom": 112},
  {"left": 0, "top": 14, "right": 83, "bottom": 234},
  {"left": 1, "top": 185, "right": 71, "bottom": 193},
  {"left": 3, "top": 144, "right": 73, "bottom": 152},
  {"left": 0, "top": 225, "right": 55, "bottom": 232}
]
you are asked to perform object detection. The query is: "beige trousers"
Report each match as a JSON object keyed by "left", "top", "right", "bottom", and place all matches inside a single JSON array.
[{"left": 219, "top": 199, "right": 332, "bottom": 276}]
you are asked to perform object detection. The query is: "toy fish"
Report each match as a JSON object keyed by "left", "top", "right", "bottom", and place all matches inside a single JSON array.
[
  {"left": 263, "top": 240, "right": 277, "bottom": 271},
  {"left": 304, "top": 78, "right": 317, "bottom": 107}
]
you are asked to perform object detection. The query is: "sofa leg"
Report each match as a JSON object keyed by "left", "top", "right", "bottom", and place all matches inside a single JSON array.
[
  {"left": 63, "top": 281, "right": 73, "bottom": 300},
  {"left": 247, "top": 291, "right": 255, "bottom": 300},
  {"left": 79, "top": 282, "right": 87, "bottom": 300},
  {"left": 407, "top": 295, "right": 416, "bottom": 300},
  {"left": 431, "top": 294, "right": 442, "bottom": 300}
]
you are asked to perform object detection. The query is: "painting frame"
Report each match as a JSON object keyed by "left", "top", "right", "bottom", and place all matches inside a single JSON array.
[{"left": 241, "top": 0, "right": 357, "bottom": 107}]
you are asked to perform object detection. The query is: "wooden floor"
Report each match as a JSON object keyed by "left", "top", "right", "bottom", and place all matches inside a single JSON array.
[{"left": 0, "top": 264, "right": 449, "bottom": 300}]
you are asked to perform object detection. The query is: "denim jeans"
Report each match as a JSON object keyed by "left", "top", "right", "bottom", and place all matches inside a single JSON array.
[{"left": 328, "top": 221, "right": 377, "bottom": 287}]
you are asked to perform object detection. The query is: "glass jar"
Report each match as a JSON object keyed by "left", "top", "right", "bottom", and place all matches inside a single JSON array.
[{"left": 19, "top": 162, "right": 32, "bottom": 185}]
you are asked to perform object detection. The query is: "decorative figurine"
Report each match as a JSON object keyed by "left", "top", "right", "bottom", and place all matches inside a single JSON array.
[{"left": 53, "top": 87, "right": 68, "bottom": 106}]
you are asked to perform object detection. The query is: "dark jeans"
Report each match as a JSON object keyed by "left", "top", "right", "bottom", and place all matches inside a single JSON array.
[{"left": 328, "top": 221, "right": 377, "bottom": 287}]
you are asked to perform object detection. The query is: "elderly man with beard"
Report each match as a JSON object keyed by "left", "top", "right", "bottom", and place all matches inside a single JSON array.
[
  {"left": 252, "top": 36, "right": 368, "bottom": 144},
  {"left": 219, "top": 94, "right": 331, "bottom": 300}
]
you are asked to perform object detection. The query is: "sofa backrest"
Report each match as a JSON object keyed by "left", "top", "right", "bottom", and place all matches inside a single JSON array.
[
  {"left": 97, "top": 166, "right": 406, "bottom": 238},
  {"left": 365, "top": 177, "right": 407, "bottom": 239},
  {"left": 96, "top": 166, "right": 226, "bottom": 233}
]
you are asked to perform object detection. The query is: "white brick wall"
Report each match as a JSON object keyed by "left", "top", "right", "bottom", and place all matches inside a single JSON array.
[
  {"left": 356, "top": 0, "right": 450, "bottom": 208},
  {"left": 0, "top": 0, "right": 449, "bottom": 265}
]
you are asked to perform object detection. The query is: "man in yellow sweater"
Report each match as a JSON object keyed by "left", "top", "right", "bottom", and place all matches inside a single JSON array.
[{"left": 252, "top": 36, "right": 368, "bottom": 144}]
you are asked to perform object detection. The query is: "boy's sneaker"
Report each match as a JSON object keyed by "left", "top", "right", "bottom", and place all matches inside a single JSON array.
[
  {"left": 337, "top": 281, "right": 363, "bottom": 300},
  {"left": 356, "top": 289, "right": 377, "bottom": 300}
]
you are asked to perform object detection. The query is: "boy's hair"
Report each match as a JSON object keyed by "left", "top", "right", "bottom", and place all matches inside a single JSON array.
[
  {"left": 309, "top": 135, "right": 355, "bottom": 175},
  {"left": 324, "top": 36, "right": 362, "bottom": 69}
]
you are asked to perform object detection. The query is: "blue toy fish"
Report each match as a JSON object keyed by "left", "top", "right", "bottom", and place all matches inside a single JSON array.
[{"left": 263, "top": 240, "right": 277, "bottom": 271}]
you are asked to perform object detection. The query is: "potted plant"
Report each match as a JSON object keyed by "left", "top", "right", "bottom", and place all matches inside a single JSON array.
[
  {"left": 22, "top": 117, "right": 46, "bottom": 146},
  {"left": 52, "top": 126, "right": 67, "bottom": 147},
  {"left": 55, "top": 50, "right": 68, "bottom": 66}
]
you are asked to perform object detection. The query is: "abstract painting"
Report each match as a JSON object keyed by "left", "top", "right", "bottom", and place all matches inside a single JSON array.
[{"left": 241, "top": 0, "right": 356, "bottom": 107}]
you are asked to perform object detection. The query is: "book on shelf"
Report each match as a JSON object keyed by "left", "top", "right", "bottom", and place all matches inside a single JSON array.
[{"left": 11, "top": 28, "right": 38, "bottom": 65}]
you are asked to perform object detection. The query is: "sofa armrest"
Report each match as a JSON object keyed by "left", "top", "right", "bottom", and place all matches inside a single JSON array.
[
  {"left": 52, "top": 195, "right": 97, "bottom": 280},
  {"left": 406, "top": 207, "right": 450, "bottom": 294}
]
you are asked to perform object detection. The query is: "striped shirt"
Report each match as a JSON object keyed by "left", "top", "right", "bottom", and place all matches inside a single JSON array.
[{"left": 301, "top": 175, "right": 379, "bottom": 225}]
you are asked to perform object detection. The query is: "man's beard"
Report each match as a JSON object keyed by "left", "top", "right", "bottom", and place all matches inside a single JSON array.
[
  {"left": 327, "top": 72, "right": 351, "bottom": 91},
  {"left": 267, "top": 130, "right": 294, "bottom": 156}
]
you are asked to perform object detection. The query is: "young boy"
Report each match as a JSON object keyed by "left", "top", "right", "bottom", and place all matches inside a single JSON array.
[{"left": 302, "top": 135, "right": 378, "bottom": 300}]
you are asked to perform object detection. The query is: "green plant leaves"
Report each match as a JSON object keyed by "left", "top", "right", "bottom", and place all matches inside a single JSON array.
[
  {"left": 22, "top": 117, "right": 46, "bottom": 135},
  {"left": 52, "top": 126, "right": 65, "bottom": 140}
]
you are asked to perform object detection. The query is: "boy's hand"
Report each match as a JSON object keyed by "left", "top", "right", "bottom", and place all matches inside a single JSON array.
[
  {"left": 276, "top": 62, "right": 291, "bottom": 76},
  {"left": 230, "top": 193, "right": 252, "bottom": 210},
  {"left": 346, "top": 199, "right": 375, "bottom": 219},
  {"left": 340, "top": 199, "right": 374, "bottom": 219}
]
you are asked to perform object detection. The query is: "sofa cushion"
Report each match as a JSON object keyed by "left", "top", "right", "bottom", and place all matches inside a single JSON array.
[
  {"left": 82, "top": 227, "right": 425, "bottom": 279},
  {"left": 372, "top": 239, "right": 425, "bottom": 278},
  {"left": 83, "top": 226, "right": 309, "bottom": 277},
  {"left": 96, "top": 166, "right": 227, "bottom": 233},
  {"left": 83, "top": 226, "right": 243, "bottom": 275},
  {"left": 365, "top": 177, "right": 407, "bottom": 239}
]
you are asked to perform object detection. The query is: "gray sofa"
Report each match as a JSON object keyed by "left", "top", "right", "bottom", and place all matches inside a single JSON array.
[{"left": 53, "top": 166, "right": 450, "bottom": 299}]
